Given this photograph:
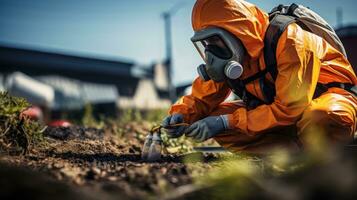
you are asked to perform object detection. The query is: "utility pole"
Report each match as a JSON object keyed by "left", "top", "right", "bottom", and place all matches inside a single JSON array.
[
  {"left": 162, "top": 12, "right": 175, "bottom": 102},
  {"left": 162, "top": 3, "right": 184, "bottom": 102},
  {"left": 336, "top": 7, "right": 343, "bottom": 28}
]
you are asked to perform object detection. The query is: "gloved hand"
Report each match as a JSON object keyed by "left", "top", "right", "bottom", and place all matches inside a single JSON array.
[
  {"left": 162, "top": 114, "right": 187, "bottom": 138},
  {"left": 185, "top": 115, "right": 229, "bottom": 142}
]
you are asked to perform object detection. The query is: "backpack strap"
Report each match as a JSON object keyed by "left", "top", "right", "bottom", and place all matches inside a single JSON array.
[
  {"left": 264, "top": 14, "right": 296, "bottom": 81},
  {"left": 227, "top": 14, "right": 296, "bottom": 105},
  {"left": 287, "top": 3, "right": 299, "bottom": 16},
  {"left": 226, "top": 6, "right": 299, "bottom": 105}
]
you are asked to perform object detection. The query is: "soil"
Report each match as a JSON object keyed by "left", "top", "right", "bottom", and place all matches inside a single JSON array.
[
  {"left": 3, "top": 123, "right": 357, "bottom": 200},
  {"left": 0, "top": 123, "right": 218, "bottom": 200}
]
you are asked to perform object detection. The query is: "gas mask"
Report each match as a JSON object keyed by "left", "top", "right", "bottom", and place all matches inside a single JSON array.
[{"left": 191, "top": 27, "right": 246, "bottom": 82}]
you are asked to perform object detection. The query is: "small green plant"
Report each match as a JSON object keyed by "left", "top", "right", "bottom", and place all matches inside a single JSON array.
[
  {"left": 118, "top": 108, "right": 135, "bottom": 124},
  {"left": 161, "top": 133, "right": 195, "bottom": 154},
  {"left": 121, "top": 109, "right": 143, "bottom": 123},
  {"left": 81, "top": 103, "right": 104, "bottom": 129},
  {"left": 118, "top": 108, "right": 167, "bottom": 125},
  {"left": 0, "top": 92, "right": 45, "bottom": 154},
  {"left": 144, "top": 109, "right": 167, "bottom": 123}
]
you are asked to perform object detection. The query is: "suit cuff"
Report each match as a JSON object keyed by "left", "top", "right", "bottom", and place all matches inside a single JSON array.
[
  {"left": 224, "top": 114, "right": 236, "bottom": 130},
  {"left": 220, "top": 115, "right": 230, "bottom": 130}
]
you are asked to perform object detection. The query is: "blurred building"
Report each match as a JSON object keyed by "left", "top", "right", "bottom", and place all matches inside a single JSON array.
[
  {"left": 175, "top": 83, "right": 192, "bottom": 98},
  {"left": 0, "top": 44, "right": 171, "bottom": 114},
  {"left": 0, "top": 74, "right": 4, "bottom": 92},
  {"left": 336, "top": 25, "right": 357, "bottom": 72}
]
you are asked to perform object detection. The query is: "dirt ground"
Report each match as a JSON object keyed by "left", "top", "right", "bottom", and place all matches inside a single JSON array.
[
  {"left": 3, "top": 121, "right": 357, "bottom": 200},
  {"left": 0, "top": 123, "right": 218, "bottom": 200}
]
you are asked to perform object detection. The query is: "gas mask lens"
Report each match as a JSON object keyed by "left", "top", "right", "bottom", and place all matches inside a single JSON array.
[
  {"left": 193, "top": 35, "right": 233, "bottom": 61},
  {"left": 191, "top": 27, "right": 246, "bottom": 82}
]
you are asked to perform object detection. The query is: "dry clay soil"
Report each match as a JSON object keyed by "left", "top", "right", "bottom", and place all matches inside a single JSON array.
[{"left": 0, "top": 123, "right": 218, "bottom": 200}]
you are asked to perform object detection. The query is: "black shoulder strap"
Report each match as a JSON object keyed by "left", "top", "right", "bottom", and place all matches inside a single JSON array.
[
  {"left": 227, "top": 11, "right": 298, "bottom": 105},
  {"left": 264, "top": 14, "right": 296, "bottom": 81}
]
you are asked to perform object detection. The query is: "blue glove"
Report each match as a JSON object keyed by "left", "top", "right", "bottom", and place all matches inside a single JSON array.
[
  {"left": 185, "top": 115, "right": 229, "bottom": 142},
  {"left": 162, "top": 114, "right": 187, "bottom": 138}
]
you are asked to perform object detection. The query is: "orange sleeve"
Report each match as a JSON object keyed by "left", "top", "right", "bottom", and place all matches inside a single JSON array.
[
  {"left": 169, "top": 77, "right": 231, "bottom": 123},
  {"left": 227, "top": 24, "right": 321, "bottom": 135}
]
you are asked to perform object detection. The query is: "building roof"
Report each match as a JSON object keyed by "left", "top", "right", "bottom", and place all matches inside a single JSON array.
[
  {"left": 0, "top": 44, "right": 146, "bottom": 98},
  {"left": 0, "top": 44, "right": 134, "bottom": 80},
  {"left": 0, "top": 44, "right": 173, "bottom": 102}
]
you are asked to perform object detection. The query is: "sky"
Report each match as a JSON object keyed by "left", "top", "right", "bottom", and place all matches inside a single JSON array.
[{"left": 0, "top": 0, "right": 356, "bottom": 85}]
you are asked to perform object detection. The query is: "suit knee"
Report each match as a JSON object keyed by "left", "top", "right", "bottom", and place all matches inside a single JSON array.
[{"left": 298, "top": 108, "right": 355, "bottom": 146}]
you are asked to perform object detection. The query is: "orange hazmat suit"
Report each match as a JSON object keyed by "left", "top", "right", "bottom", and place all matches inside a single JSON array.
[{"left": 169, "top": 0, "right": 357, "bottom": 153}]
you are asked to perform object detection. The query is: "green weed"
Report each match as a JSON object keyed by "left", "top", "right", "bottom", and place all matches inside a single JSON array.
[{"left": 0, "top": 92, "right": 45, "bottom": 155}]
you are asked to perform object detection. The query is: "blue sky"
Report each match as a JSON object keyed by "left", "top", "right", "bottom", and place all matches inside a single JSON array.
[{"left": 0, "top": 0, "right": 356, "bottom": 85}]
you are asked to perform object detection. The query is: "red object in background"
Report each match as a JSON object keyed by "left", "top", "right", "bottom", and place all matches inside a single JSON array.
[
  {"left": 21, "top": 106, "right": 72, "bottom": 127},
  {"left": 21, "top": 106, "right": 43, "bottom": 121},
  {"left": 48, "top": 120, "right": 72, "bottom": 128}
]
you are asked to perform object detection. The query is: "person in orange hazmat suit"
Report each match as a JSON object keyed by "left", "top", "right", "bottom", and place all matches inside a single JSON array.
[{"left": 162, "top": 0, "right": 357, "bottom": 153}]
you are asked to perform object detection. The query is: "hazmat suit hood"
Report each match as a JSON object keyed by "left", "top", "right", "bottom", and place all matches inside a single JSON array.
[{"left": 192, "top": 0, "right": 269, "bottom": 59}]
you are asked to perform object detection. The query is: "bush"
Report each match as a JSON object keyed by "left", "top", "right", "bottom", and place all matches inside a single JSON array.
[{"left": 0, "top": 92, "right": 45, "bottom": 155}]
